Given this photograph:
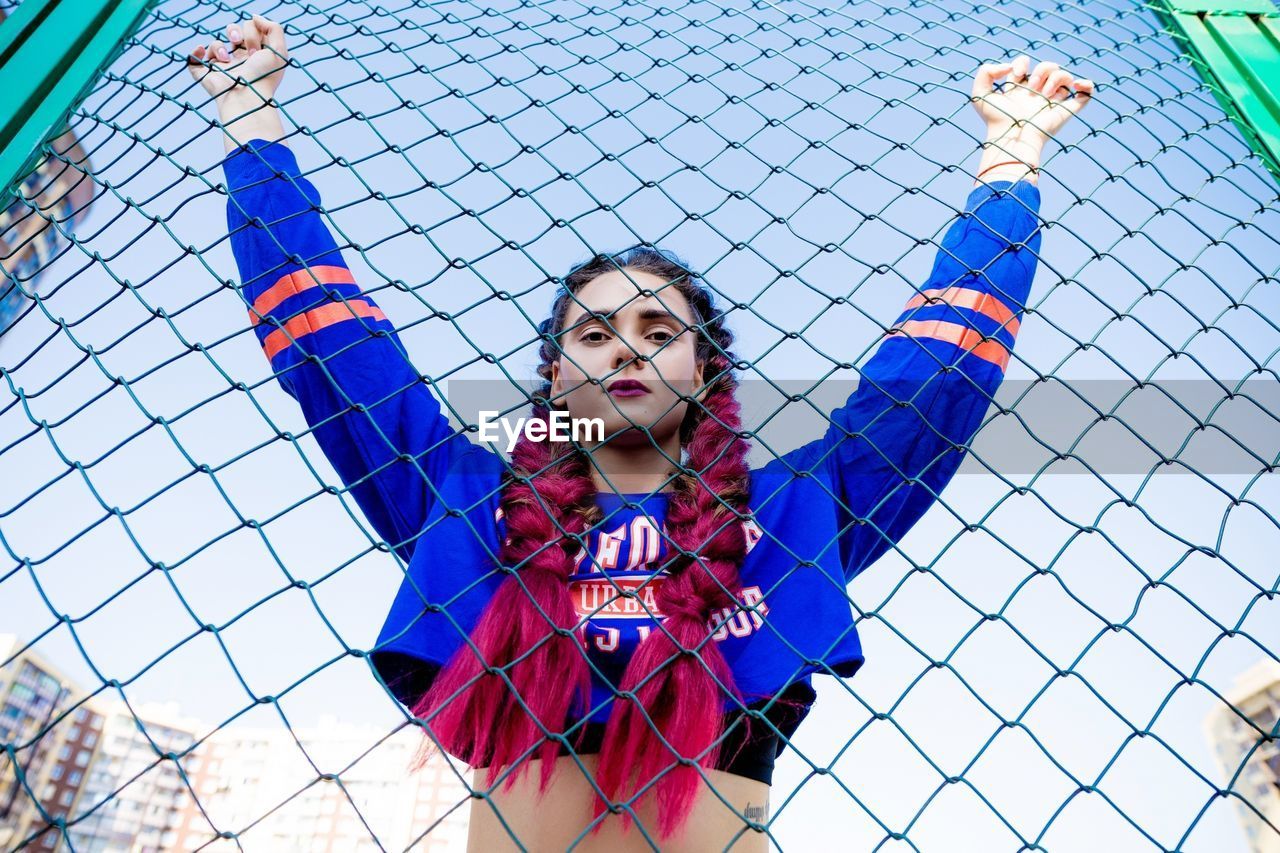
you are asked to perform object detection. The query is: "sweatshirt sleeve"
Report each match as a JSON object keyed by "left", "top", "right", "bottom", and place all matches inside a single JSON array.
[
  {"left": 784, "top": 178, "right": 1042, "bottom": 583},
  {"left": 222, "top": 138, "right": 470, "bottom": 563}
]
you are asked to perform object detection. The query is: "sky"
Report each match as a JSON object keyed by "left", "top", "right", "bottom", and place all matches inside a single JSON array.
[{"left": 2, "top": 0, "right": 1280, "bottom": 849}]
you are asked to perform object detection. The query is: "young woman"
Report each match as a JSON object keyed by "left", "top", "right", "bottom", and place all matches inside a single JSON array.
[{"left": 190, "top": 15, "right": 1092, "bottom": 851}]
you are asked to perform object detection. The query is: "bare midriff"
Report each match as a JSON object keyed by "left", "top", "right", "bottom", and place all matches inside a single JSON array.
[{"left": 466, "top": 753, "right": 772, "bottom": 852}]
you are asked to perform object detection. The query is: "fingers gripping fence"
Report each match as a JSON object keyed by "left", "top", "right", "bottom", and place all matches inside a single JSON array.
[{"left": 0, "top": 0, "right": 1278, "bottom": 850}]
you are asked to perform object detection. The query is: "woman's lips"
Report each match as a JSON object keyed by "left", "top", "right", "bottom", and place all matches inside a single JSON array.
[{"left": 607, "top": 381, "right": 650, "bottom": 397}]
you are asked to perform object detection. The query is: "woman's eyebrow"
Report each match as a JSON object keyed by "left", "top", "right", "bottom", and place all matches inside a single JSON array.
[
  {"left": 635, "top": 307, "right": 687, "bottom": 326},
  {"left": 567, "top": 306, "right": 688, "bottom": 328},
  {"left": 564, "top": 307, "right": 609, "bottom": 328}
]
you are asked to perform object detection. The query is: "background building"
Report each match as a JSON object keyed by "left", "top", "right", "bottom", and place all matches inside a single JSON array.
[
  {"left": 0, "top": 634, "right": 93, "bottom": 851},
  {"left": 0, "top": 636, "right": 470, "bottom": 850},
  {"left": 174, "top": 718, "right": 469, "bottom": 851},
  {"left": 1206, "top": 659, "right": 1280, "bottom": 853},
  {"left": 68, "top": 701, "right": 200, "bottom": 853}
]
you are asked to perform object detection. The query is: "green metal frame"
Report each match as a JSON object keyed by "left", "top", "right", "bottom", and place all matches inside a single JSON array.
[
  {"left": 0, "top": 0, "right": 156, "bottom": 200},
  {"left": 1149, "top": 0, "right": 1280, "bottom": 186}
]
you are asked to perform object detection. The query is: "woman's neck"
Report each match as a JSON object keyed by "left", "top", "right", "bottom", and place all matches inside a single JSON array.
[{"left": 584, "top": 437, "right": 681, "bottom": 497}]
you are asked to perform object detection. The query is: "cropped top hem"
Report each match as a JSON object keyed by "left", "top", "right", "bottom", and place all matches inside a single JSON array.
[
  {"left": 370, "top": 639, "right": 859, "bottom": 715},
  {"left": 475, "top": 681, "right": 818, "bottom": 786}
]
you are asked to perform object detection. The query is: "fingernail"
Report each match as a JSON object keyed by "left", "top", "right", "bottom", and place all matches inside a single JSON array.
[
  {"left": 229, "top": 28, "right": 242, "bottom": 43},
  {"left": 217, "top": 47, "right": 230, "bottom": 61}
]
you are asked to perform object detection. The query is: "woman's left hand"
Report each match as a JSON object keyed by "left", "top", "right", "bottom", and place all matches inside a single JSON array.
[{"left": 971, "top": 55, "right": 1094, "bottom": 146}]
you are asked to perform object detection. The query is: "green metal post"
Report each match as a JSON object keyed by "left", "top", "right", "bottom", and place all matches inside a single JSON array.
[
  {"left": 1148, "top": 0, "right": 1280, "bottom": 187},
  {"left": 0, "top": 0, "right": 157, "bottom": 200}
]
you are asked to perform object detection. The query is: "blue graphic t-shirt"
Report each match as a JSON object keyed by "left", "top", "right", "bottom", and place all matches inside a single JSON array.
[
  {"left": 221, "top": 138, "right": 1042, "bottom": 727},
  {"left": 549, "top": 490, "right": 771, "bottom": 720}
]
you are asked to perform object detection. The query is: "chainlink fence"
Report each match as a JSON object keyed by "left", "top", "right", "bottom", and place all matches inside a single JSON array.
[{"left": 1, "top": 0, "right": 1279, "bottom": 850}]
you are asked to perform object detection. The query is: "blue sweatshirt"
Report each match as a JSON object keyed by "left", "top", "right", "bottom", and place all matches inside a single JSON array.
[{"left": 222, "top": 139, "right": 1042, "bottom": 725}]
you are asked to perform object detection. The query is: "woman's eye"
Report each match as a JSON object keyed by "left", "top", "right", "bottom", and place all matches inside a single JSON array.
[
  {"left": 582, "top": 330, "right": 609, "bottom": 343},
  {"left": 649, "top": 330, "right": 674, "bottom": 343}
]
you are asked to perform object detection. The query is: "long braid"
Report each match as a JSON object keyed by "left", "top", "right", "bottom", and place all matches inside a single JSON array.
[
  {"left": 410, "top": 401, "right": 602, "bottom": 793},
  {"left": 593, "top": 334, "right": 752, "bottom": 837}
]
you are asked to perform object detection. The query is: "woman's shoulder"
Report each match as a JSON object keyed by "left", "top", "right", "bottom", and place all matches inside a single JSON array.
[
  {"left": 442, "top": 441, "right": 507, "bottom": 495},
  {"left": 408, "top": 441, "right": 506, "bottom": 531},
  {"left": 746, "top": 452, "right": 837, "bottom": 519}
]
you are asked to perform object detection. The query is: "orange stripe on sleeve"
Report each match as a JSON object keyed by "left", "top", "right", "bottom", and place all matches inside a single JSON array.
[
  {"left": 887, "top": 318, "right": 1010, "bottom": 372},
  {"left": 261, "top": 300, "right": 388, "bottom": 361},
  {"left": 901, "top": 286, "right": 1020, "bottom": 337},
  {"left": 250, "top": 265, "right": 359, "bottom": 325}
]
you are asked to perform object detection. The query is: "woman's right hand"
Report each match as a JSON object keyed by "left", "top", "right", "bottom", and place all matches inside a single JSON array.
[
  {"left": 971, "top": 55, "right": 1093, "bottom": 148},
  {"left": 187, "top": 14, "right": 288, "bottom": 106}
]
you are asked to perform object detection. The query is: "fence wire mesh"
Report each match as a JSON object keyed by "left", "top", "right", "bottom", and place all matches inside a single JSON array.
[{"left": 1, "top": 0, "right": 1280, "bottom": 850}]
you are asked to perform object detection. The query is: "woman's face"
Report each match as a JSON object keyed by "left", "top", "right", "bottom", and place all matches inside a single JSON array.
[{"left": 549, "top": 267, "right": 706, "bottom": 450}]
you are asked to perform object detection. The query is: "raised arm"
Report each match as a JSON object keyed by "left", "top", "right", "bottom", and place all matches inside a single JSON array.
[
  {"left": 822, "top": 176, "right": 1041, "bottom": 581},
  {"left": 195, "top": 16, "right": 471, "bottom": 562},
  {"left": 772, "top": 56, "right": 1093, "bottom": 582}
]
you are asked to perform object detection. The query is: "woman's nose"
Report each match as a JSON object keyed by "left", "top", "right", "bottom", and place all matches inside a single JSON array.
[{"left": 612, "top": 337, "right": 640, "bottom": 370}]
